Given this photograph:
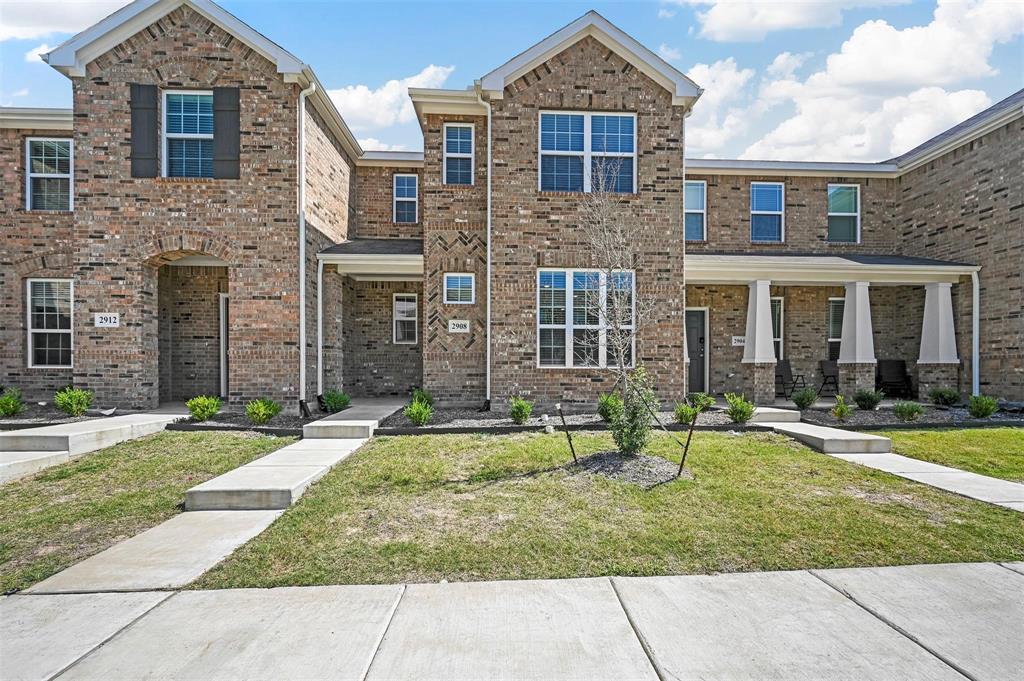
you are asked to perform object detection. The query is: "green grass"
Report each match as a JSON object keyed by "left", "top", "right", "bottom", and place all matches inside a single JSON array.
[
  {"left": 0, "top": 431, "right": 293, "bottom": 592},
  {"left": 881, "top": 428, "right": 1024, "bottom": 483},
  {"left": 194, "top": 431, "right": 1024, "bottom": 589}
]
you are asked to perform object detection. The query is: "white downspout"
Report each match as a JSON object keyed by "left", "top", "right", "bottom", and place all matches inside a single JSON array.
[
  {"left": 316, "top": 258, "right": 324, "bottom": 396},
  {"left": 971, "top": 270, "right": 980, "bottom": 395},
  {"left": 297, "top": 81, "right": 316, "bottom": 406},
  {"left": 476, "top": 86, "right": 492, "bottom": 407}
]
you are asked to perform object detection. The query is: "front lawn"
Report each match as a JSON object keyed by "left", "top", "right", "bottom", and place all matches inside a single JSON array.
[
  {"left": 0, "top": 431, "right": 293, "bottom": 592},
  {"left": 194, "top": 431, "right": 1024, "bottom": 589},
  {"left": 882, "top": 428, "right": 1024, "bottom": 483}
]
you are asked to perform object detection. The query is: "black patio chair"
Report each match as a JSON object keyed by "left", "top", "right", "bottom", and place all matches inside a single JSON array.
[
  {"left": 817, "top": 360, "right": 839, "bottom": 396},
  {"left": 775, "top": 359, "right": 806, "bottom": 398},
  {"left": 877, "top": 359, "right": 913, "bottom": 398}
]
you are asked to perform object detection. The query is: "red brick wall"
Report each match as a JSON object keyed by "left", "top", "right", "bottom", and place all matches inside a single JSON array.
[
  {"left": 354, "top": 165, "right": 423, "bottom": 239},
  {"left": 342, "top": 279, "right": 423, "bottom": 397},
  {"left": 157, "top": 265, "right": 227, "bottom": 401}
]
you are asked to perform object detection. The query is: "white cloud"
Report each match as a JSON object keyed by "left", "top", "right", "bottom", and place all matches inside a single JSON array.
[
  {"left": 657, "top": 8, "right": 676, "bottom": 20},
  {"left": 685, "top": 58, "right": 755, "bottom": 155},
  {"left": 765, "top": 51, "right": 813, "bottom": 79},
  {"left": 658, "top": 43, "right": 682, "bottom": 61},
  {"left": 327, "top": 64, "right": 455, "bottom": 133},
  {"left": 357, "top": 138, "right": 408, "bottom": 152},
  {"left": 0, "top": 1, "right": 126, "bottom": 42},
  {"left": 24, "top": 43, "right": 51, "bottom": 63}
]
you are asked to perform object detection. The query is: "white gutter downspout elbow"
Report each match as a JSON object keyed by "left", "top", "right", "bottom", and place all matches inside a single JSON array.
[
  {"left": 297, "top": 81, "right": 316, "bottom": 408},
  {"left": 476, "top": 86, "right": 493, "bottom": 408},
  {"left": 971, "top": 270, "right": 980, "bottom": 396}
]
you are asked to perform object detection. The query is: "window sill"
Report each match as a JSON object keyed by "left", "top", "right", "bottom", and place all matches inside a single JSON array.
[
  {"left": 826, "top": 240, "right": 861, "bottom": 246},
  {"left": 23, "top": 209, "right": 73, "bottom": 214},
  {"left": 749, "top": 240, "right": 785, "bottom": 245},
  {"left": 155, "top": 176, "right": 226, "bottom": 183},
  {"left": 27, "top": 365, "right": 73, "bottom": 370},
  {"left": 685, "top": 239, "right": 707, "bottom": 244}
]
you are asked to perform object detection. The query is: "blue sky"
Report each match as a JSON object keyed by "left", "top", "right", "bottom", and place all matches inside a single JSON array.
[{"left": 2, "top": 0, "right": 1022, "bottom": 160}]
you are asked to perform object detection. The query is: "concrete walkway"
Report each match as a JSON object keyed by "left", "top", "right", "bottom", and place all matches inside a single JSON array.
[
  {"left": 303, "top": 397, "right": 405, "bottom": 438},
  {"left": 2, "top": 561, "right": 1021, "bottom": 680}
]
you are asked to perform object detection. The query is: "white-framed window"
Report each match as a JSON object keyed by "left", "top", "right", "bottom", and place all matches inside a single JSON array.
[
  {"left": 684, "top": 180, "right": 706, "bottom": 241},
  {"left": 771, "top": 296, "right": 784, "bottom": 360},
  {"left": 163, "top": 90, "right": 214, "bottom": 178},
  {"left": 26, "top": 279, "right": 73, "bottom": 368},
  {"left": 443, "top": 273, "right": 475, "bottom": 304},
  {"left": 393, "top": 174, "right": 418, "bottom": 223},
  {"left": 751, "top": 181, "right": 784, "bottom": 243},
  {"left": 536, "top": 269, "right": 635, "bottom": 368},
  {"left": 393, "top": 293, "right": 418, "bottom": 345},
  {"left": 538, "top": 111, "right": 636, "bottom": 193},
  {"left": 443, "top": 123, "right": 474, "bottom": 185},
  {"left": 827, "top": 184, "right": 860, "bottom": 243},
  {"left": 25, "top": 138, "right": 73, "bottom": 211},
  {"left": 827, "top": 297, "right": 845, "bottom": 360}
]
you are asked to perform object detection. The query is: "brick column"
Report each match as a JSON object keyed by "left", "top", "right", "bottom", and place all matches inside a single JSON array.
[
  {"left": 838, "top": 363, "right": 876, "bottom": 397},
  {"left": 917, "top": 363, "right": 960, "bottom": 398},
  {"left": 747, "top": 362, "right": 776, "bottom": 405}
]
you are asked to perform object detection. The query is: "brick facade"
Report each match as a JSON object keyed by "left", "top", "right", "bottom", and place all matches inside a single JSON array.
[
  {"left": 354, "top": 166, "right": 423, "bottom": 239},
  {"left": 341, "top": 280, "right": 423, "bottom": 397},
  {"left": 157, "top": 265, "right": 227, "bottom": 401}
]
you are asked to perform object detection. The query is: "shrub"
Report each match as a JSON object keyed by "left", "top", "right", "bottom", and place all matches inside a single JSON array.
[
  {"left": 245, "top": 398, "right": 282, "bottom": 425},
  {"left": 675, "top": 392, "right": 715, "bottom": 425},
  {"left": 404, "top": 398, "right": 433, "bottom": 426},
  {"left": 611, "top": 366, "right": 655, "bottom": 455},
  {"left": 853, "top": 389, "right": 884, "bottom": 411},
  {"left": 893, "top": 400, "right": 924, "bottom": 422},
  {"left": 831, "top": 395, "right": 852, "bottom": 422},
  {"left": 322, "top": 390, "right": 352, "bottom": 413},
  {"left": 0, "top": 388, "right": 25, "bottom": 417},
  {"left": 791, "top": 387, "right": 817, "bottom": 411},
  {"left": 723, "top": 392, "right": 754, "bottom": 424},
  {"left": 54, "top": 387, "right": 93, "bottom": 417},
  {"left": 508, "top": 396, "right": 534, "bottom": 425},
  {"left": 411, "top": 387, "right": 433, "bottom": 407},
  {"left": 186, "top": 395, "right": 221, "bottom": 422},
  {"left": 967, "top": 394, "right": 998, "bottom": 419},
  {"left": 928, "top": 387, "right": 960, "bottom": 407},
  {"left": 597, "top": 393, "right": 624, "bottom": 423}
]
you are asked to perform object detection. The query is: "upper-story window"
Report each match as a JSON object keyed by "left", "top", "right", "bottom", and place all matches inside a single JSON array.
[
  {"left": 751, "top": 182, "right": 784, "bottom": 243},
  {"left": 539, "top": 112, "right": 635, "bottom": 193},
  {"left": 684, "top": 180, "right": 706, "bottom": 241},
  {"left": 25, "top": 138, "right": 73, "bottom": 211},
  {"left": 827, "top": 184, "right": 860, "bottom": 243},
  {"left": 443, "top": 123, "right": 474, "bottom": 185},
  {"left": 163, "top": 91, "right": 214, "bottom": 178},
  {"left": 394, "top": 174, "right": 418, "bottom": 223}
]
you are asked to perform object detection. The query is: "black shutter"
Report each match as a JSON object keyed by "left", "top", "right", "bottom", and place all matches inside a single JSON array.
[
  {"left": 129, "top": 83, "right": 158, "bottom": 178},
  {"left": 213, "top": 87, "right": 240, "bottom": 179}
]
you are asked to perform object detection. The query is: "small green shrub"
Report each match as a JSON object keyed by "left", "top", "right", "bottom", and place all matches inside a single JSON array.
[
  {"left": 928, "top": 387, "right": 960, "bottom": 407},
  {"left": 0, "top": 387, "right": 25, "bottom": 417},
  {"left": 832, "top": 395, "right": 852, "bottom": 422},
  {"left": 597, "top": 393, "right": 624, "bottom": 423},
  {"left": 893, "top": 400, "right": 924, "bottom": 422},
  {"left": 611, "top": 366, "right": 656, "bottom": 455},
  {"left": 967, "top": 394, "right": 998, "bottom": 419},
  {"left": 723, "top": 392, "right": 755, "bottom": 424},
  {"left": 791, "top": 387, "right": 817, "bottom": 411},
  {"left": 508, "top": 396, "right": 534, "bottom": 425},
  {"left": 411, "top": 387, "right": 433, "bottom": 407},
  {"left": 404, "top": 398, "right": 433, "bottom": 426},
  {"left": 185, "top": 395, "right": 221, "bottom": 422},
  {"left": 853, "top": 389, "right": 884, "bottom": 411},
  {"left": 245, "top": 398, "right": 282, "bottom": 425},
  {"left": 54, "top": 387, "right": 93, "bottom": 417},
  {"left": 675, "top": 392, "right": 715, "bottom": 425},
  {"left": 322, "top": 390, "right": 352, "bottom": 413}
]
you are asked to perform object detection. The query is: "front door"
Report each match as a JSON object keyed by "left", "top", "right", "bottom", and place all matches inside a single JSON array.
[{"left": 686, "top": 309, "right": 707, "bottom": 393}]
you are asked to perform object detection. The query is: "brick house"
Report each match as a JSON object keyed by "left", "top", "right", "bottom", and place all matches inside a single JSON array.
[{"left": 2, "top": 0, "right": 1021, "bottom": 411}]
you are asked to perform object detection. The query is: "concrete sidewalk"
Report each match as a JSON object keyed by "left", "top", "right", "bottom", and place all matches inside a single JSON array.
[{"left": 3, "top": 561, "right": 1021, "bottom": 680}]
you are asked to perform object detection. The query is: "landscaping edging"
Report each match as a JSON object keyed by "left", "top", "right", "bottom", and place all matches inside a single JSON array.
[
  {"left": 374, "top": 422, "right": 774, "bottom": 436},
  {"left": 165, "top": 422, "right": 304, "bottom": 438},
  {"left": 811, "top": 419, "right": 1024, "bottom": 432}
]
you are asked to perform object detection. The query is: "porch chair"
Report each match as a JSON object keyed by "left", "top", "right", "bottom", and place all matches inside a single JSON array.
[
  {"left": 877, "top": 359, "right": 913, "bottom": 398},
  {"left": 817, "top": 360, "right": 839, "bottom": 396},
  {"left": 775, "top": 359, "right": 806, "bottom": 398}
]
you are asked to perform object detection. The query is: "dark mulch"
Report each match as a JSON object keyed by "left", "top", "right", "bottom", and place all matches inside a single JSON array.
[
  {"left": 190, "top": 410, "right": 324, "bottom": 429},
  {"left": 801, "top": 405, "right": 1024, "bottom": 428},
  {"left": 570, "top": 450, "right": 684, "bottom": 489},
  {"left": 0, "top": 404, "right": 105, "bottom": 428},
  {"left": 378, "top": 406, "right": 732, "bottom": 430}
]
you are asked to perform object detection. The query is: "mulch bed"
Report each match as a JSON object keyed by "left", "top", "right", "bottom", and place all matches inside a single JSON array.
[
  {"left": 0, "top": 404, "right": 108, "bottom": 430},
  {"left": 801, "top": 405, "right": 1024, "bottom": 430},
  {"left": 570, "top": 450, "right": 685, "bottom": 489},
  {"left": 378, "top": 407, "right": 734, "bottom": 432}
]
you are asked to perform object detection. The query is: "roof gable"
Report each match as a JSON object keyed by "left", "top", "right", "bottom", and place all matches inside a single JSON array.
[{"left": 479, "top": 11, "right": 702, "bottom": 107}]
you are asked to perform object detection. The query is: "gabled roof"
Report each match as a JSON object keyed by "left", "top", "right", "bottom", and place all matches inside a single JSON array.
[{"left": 478, "top": 10, "right": 703, "bottom": 107}]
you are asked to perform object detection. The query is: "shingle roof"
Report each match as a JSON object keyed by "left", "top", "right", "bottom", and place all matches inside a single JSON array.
[
  {"left": 319, "top": 239, "right": 423, "bottom": 256},
  {"left": 698, "top": 252, "right": 975, "bottom": 268}
]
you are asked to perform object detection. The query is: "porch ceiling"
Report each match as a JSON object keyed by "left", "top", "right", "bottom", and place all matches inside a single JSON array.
[{"left": 318, "top": 238, "right": 423, "bottom": 280}]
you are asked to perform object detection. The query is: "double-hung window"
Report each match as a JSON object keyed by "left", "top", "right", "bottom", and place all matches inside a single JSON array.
[
  {"left": 537, "top": 269, "right": 635, "bottom": 368},
  {"left": 684, "top": 180, "right": 706, "bottom": 241},
  {"left": 827, "top": 184, "right": 860, "bottom": 243},
  {"left": 750, "top": 182, "right": 784, "bottom": 242},
  {"left": 27, "top": 279, "right": 73, "bottom": 368},
  {"left": 443, "top": 273, "right": 475, "bottom": 304},
  {"left": 539, "top": 112, "right": 635, "bottom": 193},
  {"left": 25, "top": 138, "right": 73, "bottom": 210},
  {"left": 443, "top": 123, "right": 473, "bottom": 185},
  {"left": 394, "top": 174, "right": 418, "bottom": 223},
  {"left": 770, "top": 297, "right": 784, "bottom": 360},
  {"left": 393, "top": 293, "right": 418, "bottom": 345},
  {"left": 163, "top": 91, "right": 214, "bottom": 178},
  {"left": 827, "top": 298, "right": 844, "bottom": 360}
]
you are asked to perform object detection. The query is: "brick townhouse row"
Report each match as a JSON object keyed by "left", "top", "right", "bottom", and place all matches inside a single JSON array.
[{"left": 1, "top": 0, "right": 1021, "bottom": 411}]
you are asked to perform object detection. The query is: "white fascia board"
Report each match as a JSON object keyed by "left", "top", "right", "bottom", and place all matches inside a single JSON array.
[
  {"left": 685, "top": 158, "right": 900, "bottom": 179},
  {"left": 479, "top": 11, "right": 702, "bottom": 107},
  {"left": 356, "top": 151, "right": 424, "bottom": 168},
  {"left": 893, "top": 105, "right": 1023, "bottom": 173},
  {"left": 685, "top": 255, "right": 979, "bottom": 286},
  {"left": 317, "top": 253, "right": 425, "bottom": 277},
  {"left": 0, "top": 108, "right": 73, "bottom": 130},
  {"left": 408, "top": 88, "right": 488, "bottom": 119}
]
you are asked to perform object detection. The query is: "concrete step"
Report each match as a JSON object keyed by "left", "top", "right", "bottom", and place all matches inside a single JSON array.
[
  {"left": 303, "top": 419, "right": 377, "bottom": 439},
  {"left": 0, "top": 412, "right": 179, "bottom": 455},
  {"left": 762, "top": 422, "right": 891, "bottom": 453},
  {"left": 749, "top": 407, "right": 801, "bottom": 424},
  {"left": 302, "top": 398, "right": 405, "bottom": 439},
  {"left": 0, "top": 450, "right": 71, "bottom": 483}
]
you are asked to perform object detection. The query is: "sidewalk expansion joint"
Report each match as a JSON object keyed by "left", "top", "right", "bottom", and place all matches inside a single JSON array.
[
  {"left": 360, "top": 583, "right": 407, "bottom": 681},
  {"left": 608, "top": 577, "right": 668, "bottom": 681}
]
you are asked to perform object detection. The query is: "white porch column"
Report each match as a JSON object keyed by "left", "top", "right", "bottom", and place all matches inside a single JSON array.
[
  {"left": 838, "top": 281, "right": 875, "bottom": 364},
  {"left": 742, "top": 280, "right": 776, "bottom": 364},
  {"left": 919, "top": 282, "right": 959, "bottom": 363}
]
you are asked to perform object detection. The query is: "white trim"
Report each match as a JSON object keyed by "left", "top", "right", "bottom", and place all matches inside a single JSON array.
[
  {"left": 443, "top": 273, "right": 476, "bottom": 305},
  {"left": 26, "top": 278, "right": 74, "bottom": 369},
  {"left": 25, "top": 137, "right": 73, "bottom": 211},
  {"left": 218, "top": 293, "right": 229, "bottom": 397},
  {"left": 685, "top": 307, "right": 710, "bottom": 393},
  {"left": 442, "top": 122, "right": 474, "bottom": 186},
  {"left": 687, "top": 158, "right": 900, "bottom": 178},
  {"left": 827, "top": 296, "right": 844, "bottom": 359},
  {"left": 750, "top": 181, "right": 785, "bottom": 243},
  {"left": 408, "top": 88, "right": 488, "bottom": 120},
  {"left": 358, "top": 151, "right": 424, "bottom": 168},
  {"left": 537, "top": 110, "right": 637, "bottom": 194},
  {"left": 0, "top": 108, "right": 73, "bottom": 130},
  {"left": 684, "top": 179, "right": 706, "bottom": 241},
  {"left": 162, "top": 89, "right": 214, "bottom": 178},
  {"left": 392, "top": 293, "right": 418, "bottom": 345},
  {"left": 827, "top": 183, "right": 861, "bottom": 244},
  {"left": 771, "top": 296, "right": 784, "bottom": 360},
  {"left": 392, "top": 173, "right": 418, "bottom": 224}
]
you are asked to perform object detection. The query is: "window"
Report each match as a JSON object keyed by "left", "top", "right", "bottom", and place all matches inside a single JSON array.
[
  {"left": 685, "top": 180, "right": 706, "bottom": 241},
  {"left": 751, "top": 182, "right": 784, "bottom": 242},
  {"left": 25, "top": 138, "right": 73, "bottom": 210},
  {"left": 537, "top": 269, "right": 635, "bottom": 368},
  {"left": 443, "top": 123, "right": 473, "bottom": 185},
  {"left": 26, "top": 279, "right": 73, "bottom": 368},
  {"left": 163, "top": 91, "right": 214, "bottom": 178},
  {"left": 539, "top": 112, "right": 635, "bottom": 193},
  {"left": 827, "top": 298, "right": 844, "bottom": 360},
  {"left": 771, "top": 297, "right": 784, "bottom": 360},
  {"left": 444, "top": 273, "right": 475, "bottom": 304},
  {"left": 393, "top": 174, "right": 418, "bottom": 223},
  {"left": 827, "top": 184, "right": 860, "bottom": 243},
  {"left": 393, "top": 294, "right": 418, "bottom": 345}
]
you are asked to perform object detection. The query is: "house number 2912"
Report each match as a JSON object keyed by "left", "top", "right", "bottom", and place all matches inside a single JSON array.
[{"left": 94, "top": 313, "right": 120, "bottom": 328}]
